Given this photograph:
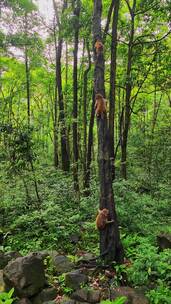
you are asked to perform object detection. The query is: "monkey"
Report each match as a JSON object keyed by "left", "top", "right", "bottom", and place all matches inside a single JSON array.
[
  {"left": 96, "top": 208, "right": 114, "bottom": 230},
  {"left": 95, "top": 39, "right": 103, "bottom": 55},
  {"left": 95, "top": 93, "right": 107, "bottom": 119}
]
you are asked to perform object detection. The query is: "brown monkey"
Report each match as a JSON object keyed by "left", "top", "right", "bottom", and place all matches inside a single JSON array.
[
  {"left": 95, "top": 39, "right": 103, "bottom": 55},
  {"left": 95, "top": 93, "right": 107, "bottom": 118},
  {"left": 96, "top": 208, "right": 114, "bottom": 230}
]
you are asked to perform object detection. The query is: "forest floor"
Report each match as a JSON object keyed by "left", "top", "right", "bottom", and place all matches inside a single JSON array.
[{"left": 0, "top": 165, "right": 171, "bottom": 303}]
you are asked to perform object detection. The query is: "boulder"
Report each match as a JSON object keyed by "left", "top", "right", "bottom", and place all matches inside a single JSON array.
[
  {"left": 157, "top": 233, "right": 171, "bottom": 250},
  {"left": 32, "top": 251, "right": 49, "bottom": 261},
  {"left": 3, "top": 253, "right": 46, "bottom": 297},
  {"left": 31, "top": 287, "right": 57, "bottom": 304},
  {"left": 51, "top": 255, "right": 74, "bottom": 274},
  {"left": 61, "top": 296, "right": 75, "bottom": 304},
  {"left": 110, "top": 287, "right": 149, "bottom": 304},
  {"left": 71, "top": 289, "right": 89, "bottom": 302},
  {"left": 65, "top": 270, "right": 88, "bottom": 290},
  {"left": 88, "top": 290, "right": 101, "bottom": 303},
  {"left": 0, "top": 251, "right": 22, "bottom": 269},
  {"left": 79, "top": 253, "right": 95, "bottom": 262},
  {"left": 15, "top": 298, "right": 32, "bottom": 304},
  {"left": 70, "top": 234, "right": 80, "bottom": 244},
  {"left": 71, "top": 288, "right": 101, "bottom": 303}
]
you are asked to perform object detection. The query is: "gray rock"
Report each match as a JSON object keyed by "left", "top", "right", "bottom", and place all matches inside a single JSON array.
[
  {"left": 41, "top": 302, "right": 55, "bottom": 304},
  {"left": 0, "top": 251, "right": 22, "bottom": 269},
  {"left": 79, "top": 253, "right": 95, "bottom": 262},
  {"left": 70, "top": 234, "right": 80, "bottom": 244},
  {"left": 75, "top": 302, "right": 89, "bottom": 304},
  {"left": 65, "top": 270, "right": 88, "bottom": 290},
  {"left": 61, "top": 296, "right": 75, "bottom": 304},
  {"left": 51, "top": 255, "right": 74, "bottom": 274},
  {"left": 71, "top": 288, "right": 100, "bottom": 303},
  {"left": 3, "top": 253, "right": 46, "bottom": 297},
  {"left": 88, "top": 290, "right": 101, "bottom": 303},
  {"left": 15, "top": 298, "right": 32, "bottom": 304},
  {"left": 110, "top": 287, "right": 149, "bottom": 304},
  {"left": 31, "top": 287, "right": 57, "bottom": 304},
  {"left": 157, "top": 233, "right": 171, "bottom": 250},
  {"left": 32, "top": 251, "right": 50, "bottom": 261},
  {"left": 71, "top": 289, "right": 89, "bottom": 302}
]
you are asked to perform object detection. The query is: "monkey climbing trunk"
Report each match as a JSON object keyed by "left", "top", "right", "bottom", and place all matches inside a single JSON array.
[{"left": 93, "top": 0, "right": 124, "bottom": 263}]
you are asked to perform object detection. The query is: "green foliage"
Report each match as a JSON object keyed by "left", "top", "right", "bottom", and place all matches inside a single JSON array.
[
  {"left": 56, "top": 274, "right": 73, "bottom": 295},
  {"left": 100, "top": 297, "right": 127, "bottom": 304},
  {"left": 147, "top": 283, "right": 171, "bottom": 304},
  {"left": 127, "top": 243, "right": 171, "bottom": 287},
  {"left": 0, "top": 288, "right": 14, "bottom": 304}
]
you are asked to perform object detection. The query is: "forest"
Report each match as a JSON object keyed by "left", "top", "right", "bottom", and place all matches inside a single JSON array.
[{"left": 0, "top": 0, "right": 171, "bottom": 304}]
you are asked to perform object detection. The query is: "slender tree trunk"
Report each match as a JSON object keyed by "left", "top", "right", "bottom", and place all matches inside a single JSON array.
[
  {"left": 72, "top": 0, "right": 80, "bottom": 192},
  {"left": 30, "top": 160, "right": 41, "bottom": 205},
  {"left": 121, "top": 0, "right": 136, "bottom": 179},
  {"left": 84, "top": 92, "right": 95, "bottom": 194},
  {"left": 53, "top": 29, "right": 59, "bottom": 168},
  {"left": 83, "top": 41, "right": 91, "bottom": 191},
  {"left": 25, "top": 46, "right": 30, "bottom": 127},
  {"left": 93, "top": 0, "right": 124, "bottom": 263},
  {"left": 109, "top": 0, "right": 120, "bottom": 180},
  {"left": 53, "top": 0, "right": 70, "bottom": 171},
  {"left": 24, "top": 14, "right": 30, "bottom": 127}
]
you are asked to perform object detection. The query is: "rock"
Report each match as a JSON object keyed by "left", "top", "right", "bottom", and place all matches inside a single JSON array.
[
  {"left": 61, "top": 296, "right": 75, "bottom": 304},
  {"left": 51, "top": 254, "right": 74, "bottom": 274},
  {"left": 110, "top": 287, "right": 149, "bottom": 304},
  {"left": 65, "top": 270, "right": 88, "bottom": 290},
  {"left": 88, "top": 290, "right": 101, "bottom": 303},
  {"left": 79, "top": 253, "right": 95, "bottom": 262},
  {"left": 3, "top": 253, "right": 46, "bottom": 297},
  {"left": 71, "top": 289, "right": 89, "bottom": 302},
  {"left": 0, "top": 270, "right": 5, "bottom": 292},
  {"left": 70, "top": 234, "right": 80, "bottom": 244},
  {"left": 32, "top": 251, "right": 50, "bottom": 261},
  {"left": 31, "top": 287, "right": 58, "bottom": 304},
  {"left": 41, "top": 302, "right": 55, "bottom": 304},
  {"left": 157, "top": 233, "right": 171, "bottom": 250},
  {"left": 0, "top": 251, "right": 22, "bottom": 269},
  {"left": 71, "top": 288, "right": 100, "bottom": 303},
  {"left": 15, "top": 298, "right": 32, "bottom": 304}
]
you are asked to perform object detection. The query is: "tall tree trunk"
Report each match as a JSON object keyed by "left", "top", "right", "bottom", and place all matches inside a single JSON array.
[
  {"left": 121, "top": 0, "right": 136, "bottom": 179},
  {"left": 93, "top": 0, "right": 124, "bottom": 263},
  {"left": 24, "top": 14, "right": 30, "bottom": 127},
  {"left": 83, "top": 92, "right": 95, "bottom": 195},
  {"left": 109, "top": 0, "right": 120, "bottom": 180},
  {"left": 72, "top": 0, "right": 80, "bottom": 192},
  {"left": 53, "top": 28, "right": 59, "bottom": 168},
  {"left": 83, "top": 41, "right": 91, "bottom": 191},
  {"left": 25, "top": 46, "right": 30, "bottom": 127},
  {"left": 53, "top": 0, "right": 70, "bottom": 171}
]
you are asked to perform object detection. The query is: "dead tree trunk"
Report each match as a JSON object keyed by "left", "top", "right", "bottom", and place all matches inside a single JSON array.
[{"left": 93, "top": 0, "right": 124, "bottom": 263}]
